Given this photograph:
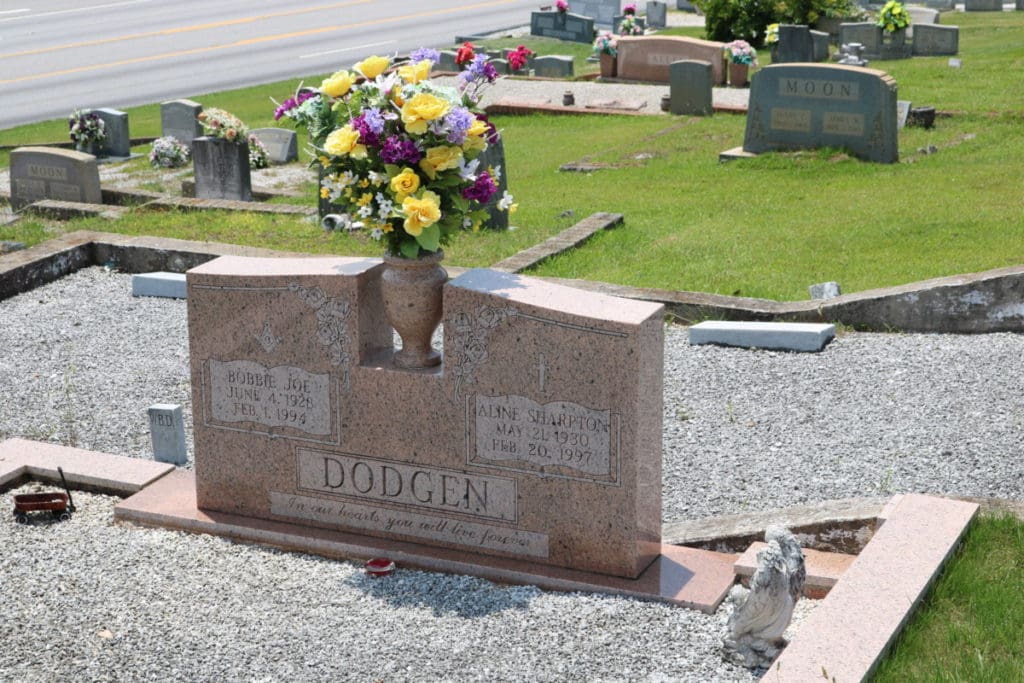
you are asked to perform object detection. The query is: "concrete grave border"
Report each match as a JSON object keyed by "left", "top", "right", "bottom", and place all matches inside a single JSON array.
[{"left": 3, "top": 231, "right": 1024, "bottom": 333}]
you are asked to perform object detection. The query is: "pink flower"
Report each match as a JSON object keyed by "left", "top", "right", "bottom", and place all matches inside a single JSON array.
[{"left": 555, "top": 0, "right": 569, "bottom": 12}]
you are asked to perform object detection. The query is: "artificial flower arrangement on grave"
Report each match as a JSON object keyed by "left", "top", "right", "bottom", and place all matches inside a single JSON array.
[
  {"left": 196, "top": 107, "right": 249, "bottom": 143},
  {"left": 507, "top": 45, "right": 534, "bottom": 72},
  {"left": 724, "top": 39, "right": 758, "bottom": 66},
  {"left": 455, "top": 42, "right": 477, "bottom": 67},
  {"left": 248, "top": 134, "right": 270, "bottom": 169},
  {"left": 148, "top": 136, "right": 190, "bottom": 168},
  {"left": 765, "top": 23, "right": 779, "bottom": 45},
  {"left": 592, "top": 30, "right": 619, "bottom": 56},
  {"left": 877, "top": 0, "right": 910, "bottom": 33},
  {"left": 555, "top": 0, "right": 569, "bottom": 13},
  {"left": 619, "top": 15, "right": 643, "bottom": 36},
  {"left": 309, "top": 48, "right": 515, "bottom": 258},
  {"left": 623, "top": 2, "right": 637, "bottom": 15},
  {"left": 68, "top": 109, "right": 106, "bottom": 146}
]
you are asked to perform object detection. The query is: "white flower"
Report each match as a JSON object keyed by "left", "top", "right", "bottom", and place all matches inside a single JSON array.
[
  {"left": 497, "top": 190, "right": 515, "bottom": 211},
  {"left": 489, "top": 164, "right": 502, "bottom": 183},
  {"left": 376, "top": 196, "right": 394, "bottom": 217},
  {"left": 357, "top": 204, "right": 373, "bottom": 218},
  {"left": 370, "top": 228, "right": 384, "bottom": 240},
  {"left": 457, "top": 157, "right": 480, "bottom": 181},
  {"left": 368, "top": 171, "right": 387, "bottom": 185}
]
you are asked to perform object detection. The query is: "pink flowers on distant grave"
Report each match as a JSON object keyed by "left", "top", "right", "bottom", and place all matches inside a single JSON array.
[
  {"left": 624, "top": 3, "right": 637, "bottom": 15},
  {"left": 724, "top": 39, "right": 758, "bottom": 67},
  {"left": 592, "top": 31, "right": 618, "bottom": 56},
  {"left": 455, "top": 41, "right": 476, "bottom": 66},
  {"left": 555, "top": 0, "right": 569, "bottom": 13},
  {"left": 507, "top": 45, "right": 534, "bottom": 71}
]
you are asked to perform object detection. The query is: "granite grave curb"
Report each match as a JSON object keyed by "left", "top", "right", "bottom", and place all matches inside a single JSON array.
[{"left": 3, "top": 231, "right": 1024, "bottom": 333}]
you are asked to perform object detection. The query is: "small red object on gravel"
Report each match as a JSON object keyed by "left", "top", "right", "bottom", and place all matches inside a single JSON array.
[{"left": 365, "top": 558, "right": 395, "bottom": 577}]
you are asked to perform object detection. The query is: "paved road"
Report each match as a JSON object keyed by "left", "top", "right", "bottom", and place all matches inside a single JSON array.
[{"left": 0, "top": 0, "right": 540, "bottom": 131}]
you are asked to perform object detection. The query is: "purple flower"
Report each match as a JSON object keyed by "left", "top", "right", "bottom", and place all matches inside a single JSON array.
[
  {"left": 274, "top": 97, "right": 296, "bottom": 120},
  {"left": 380, "top": 136, "right": 422, "bottom": 164},
  {"left": 409, "top": 47, "right": 441, "bottom": 65},
  {"left": 475, "top": 114, "right": 500, "bottom": 144},
  {"left": 363, "top": 107, "right": 385, "bottom": 135},
  {"left": 351, "top": 113, "right": 381, "bottom": 147},
  {"left": 458, "top": 54, "right": 498, "bottom": 91},
  {"left": 443, "top": 107, "right": 475, "bottom": 144},
  {"left": 461, "top": 171, "right": 498, "bottom": 203}
]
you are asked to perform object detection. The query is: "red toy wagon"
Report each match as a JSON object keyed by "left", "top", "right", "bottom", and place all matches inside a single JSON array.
[{"left": 12, "top": 467, "right": 76, "bottom": 524}]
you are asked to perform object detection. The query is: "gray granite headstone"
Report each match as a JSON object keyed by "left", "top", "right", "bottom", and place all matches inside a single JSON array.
[
  {"left": 192, "top": 137, "right": 253, "bottom": 201},
  {"left": 161, "top": 99, "right": 203, "bottom": 147},
  {"left": 906, "top": 6, "right": 940, "bottom": 31},
  {"left": 809, "top": 281, "right": 842, "bottom": 299},
  {"left": 839, "top": 23, "right": 881, "bottom": 54},
  {"left": 1018, "top": 0, "right": 1023, "bottom": 10},
  {"left": 913, "top": 24, "right": 959, "bottom": 56},
  {"left": 437, "top": 50, "right": 460, "bottom": 72},
  {"left": 250, "top": 128, "right": 299, "bottom": 164},
  {"left": 9, "top": 147, "right": 102, "bottom": 210},
  {"left": 476, "top": 137, "right": 510, "bottom": 231},
  {"left": 574, "top": 0, "right": 621, "bottom": 27},
  {"left": 669, "top": 60, "right": 713, "bottom": 116},
  {"left": 965, "top": 0, "right": 1001, "bottom": 10},
  {"left": 811, "top": 30, "right": 830, "bottom": 62},
  {"left": 530, "top": 11, "right": 595, "bottom": 43},
  {"left": 896, "top": 100, "right": 911, "bottom": 129},
  {"left": 741, "top": 63, "right": 898, "bottom": 164},
  {"left": 533, "top": 55, "right": 575, "bottom": 78},
  {"left": 775, "top": 25, "right": 814, "bottom": 63},
  {"left": 646, "top": 1, "right": 668, "bottom": 28},
  {"left": 91, "top": 108, "right": 131, "bottom": 158},
  {"left": 490, "top": 58, "right": 510, "bottom": 75},
  {"left": 676, "top": 0, "right": 697, "bottom": 9},
  {"left": 149, "top": 403, "right": 187, "bottom": 466},
  {"left": 921, "top": 0, "right": 953, "bottom": 8}
]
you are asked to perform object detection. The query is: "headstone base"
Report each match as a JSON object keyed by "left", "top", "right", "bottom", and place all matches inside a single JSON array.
[{"left": 116, "top": 470, "right": 737, "bottom": 613}]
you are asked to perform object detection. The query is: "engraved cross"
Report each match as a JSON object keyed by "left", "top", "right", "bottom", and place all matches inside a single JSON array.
[{"left": 536, "top": 353, "right": 547, "bottom": 392}]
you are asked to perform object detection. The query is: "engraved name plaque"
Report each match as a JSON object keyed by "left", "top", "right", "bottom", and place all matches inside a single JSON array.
[{"left": 207, "top": 359, "right": 331, "bottom": 435}]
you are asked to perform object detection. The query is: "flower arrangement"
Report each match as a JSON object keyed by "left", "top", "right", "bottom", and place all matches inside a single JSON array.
[
  {"left": 593, "top": 30, "right": 618, "bottom": 56},
  {"left": 765, "top": 23, "right": 779, "bottom": 45},
  {"left": 196, "top": 107, "right": 248, "bottom": 142},
  {"left": 877, "top": 0, "right": 910, "bottom": 33},
  {"left": 623, "top": 2, "right": 637, "bottom": 15},
  {"left": 455, "top": 42, "right": 476, "bottom": 67},
  {"left": 619, "top": 15, "right": 643, "bottom": 36},
  {"left": 555, "top": 0, "right": 569, "bottom": 12},
  {"left": 247, "top": 134, "right": 269, "bottom": 169},
  {"left": 68, "top": 109, "right": 106, "bottom": 146},
  {"left": 507, "top": 45, "right": 534, "bottom": 72},
  {"left": 311, "top": 50, "right": 515, "bottom": 258},
  {"left": 148, "top": 136, "right": 190, "bottom": 168},
  {"left": 724, "top": 39, "right": 758, "bottom": 66}
]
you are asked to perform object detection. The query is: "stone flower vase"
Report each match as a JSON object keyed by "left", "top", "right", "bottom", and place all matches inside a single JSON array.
[
  {"left": 729, "top": 62, "right": 750, "bottom": 88},
  {"left": 599, "top": 52, "right": 617, "bottom": 78},
  {"left": 381, "top": 250, "right": 447, "bottom": 369}
]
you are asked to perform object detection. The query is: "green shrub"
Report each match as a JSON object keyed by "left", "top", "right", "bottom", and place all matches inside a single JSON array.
[{"left": 696, "top": 0, "right": 862, "bottom": 45}]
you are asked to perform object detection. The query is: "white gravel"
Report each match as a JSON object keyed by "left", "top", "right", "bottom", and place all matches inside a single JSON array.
[{"left": 2, "top": 266, "right": 1022, "bottom": 681}]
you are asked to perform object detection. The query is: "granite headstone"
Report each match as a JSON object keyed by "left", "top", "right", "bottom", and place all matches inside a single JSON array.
[
  {"left": 669, "top": 60, "right": 713, "bottom": 116},
  {"left": 191, "top": 137, "right": 253, "bottom": 201},
  {"left": 149, "top": 403, "right": 188, "bottom": 466},
  {"left": 9, "top": 147, "right": 102, "bottom": 210},
  {"left": 646, "top": 1, "right": 668, "bottom": 28},
  {"left": 161, "top": 99, "right": 203, "bottom": 147},
  {"left": 775, "top": 25, "right": 814, "bottom": 63},
  {"left": 574, "top": 0, "right": 621, "bottom": 27},
  {"left": 616, "top": 36, "right": 727, "bottom": 85},
  {"left": 533, "top": 55, "right": 575, "bottom": 78},
  {"left": 92, "top": 108, "right": 131, "bottom": 158},
  {"left": 250, "top": 128, "right": 299, "bottom": 164},
  {"left": 912, "top": 24, "right": 959, "bottom": 56},
  {"left": 530, "top": 11, "right": 596, "bottom": 43},
  {"left": 965, "top": 0, "right": 1002, "bottom": 10}
]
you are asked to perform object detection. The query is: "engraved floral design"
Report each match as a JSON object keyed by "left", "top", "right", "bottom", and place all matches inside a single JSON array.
[
  {"left": 290, "top": 283, "right": 353, "bottom": 384},
  {"left": 450, "top": 303, "right": 517, "bottom": 402}
]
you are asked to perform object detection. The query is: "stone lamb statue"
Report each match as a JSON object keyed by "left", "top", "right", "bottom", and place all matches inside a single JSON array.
[{"left": 722, "top": 525, "right": 807, "bottom": 668}]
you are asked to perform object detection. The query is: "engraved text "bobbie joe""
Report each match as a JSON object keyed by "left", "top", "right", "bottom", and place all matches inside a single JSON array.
[{"left": 296, "top": 449, "right": 517, "bottom": 522}]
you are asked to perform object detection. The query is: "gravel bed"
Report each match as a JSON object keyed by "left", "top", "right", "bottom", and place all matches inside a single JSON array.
[{"left": 3, "top": 267, "right": 1023, "bottom": 680}]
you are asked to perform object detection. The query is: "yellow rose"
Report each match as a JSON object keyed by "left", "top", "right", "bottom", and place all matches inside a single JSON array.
[
  {"left": 355, "top": 55, "right": 390, "bottom": 79},
  {"left": 401, "top": 93, "right": 450, "bottom": 135},
  {"left": 320, "top": 70, "right": 354, "bottom": 98},
  {"left": 419, "top": 145, "right": 463, "bottom": 180},
  {"left": 398, "top": 59, "right": 432, "bottom": 85},
  {"left": 462, "top": 118, "right": 490, "bottom": 152},
  {"left": 389, "top": 167, "right": 421, "bottom": 199},
  {"left": 402, "top": 191, "right": 442, "bottom": 236}
]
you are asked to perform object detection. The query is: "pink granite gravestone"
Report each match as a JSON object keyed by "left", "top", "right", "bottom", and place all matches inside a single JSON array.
[
  {"left": 186, "top": 257, "right": 664, "bottom": 579},
  {"left": 616, "top": 36, "right": 727, "bottom": 85}
]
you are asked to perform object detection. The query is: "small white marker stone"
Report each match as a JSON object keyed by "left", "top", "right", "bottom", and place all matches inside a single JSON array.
[
  {"left": 688, "top": 321, "right": 836, "bottom": 352},
  {"left": 149, "top": 403, "right": 187, "bottom": 465},
  {"left": 132, "top": 272, "right": 187, "bottom": 299}
]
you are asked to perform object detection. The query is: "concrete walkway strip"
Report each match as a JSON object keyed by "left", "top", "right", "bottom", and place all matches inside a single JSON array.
[{"left": 768, "top": 494, "right": 979, "bottom": 681}]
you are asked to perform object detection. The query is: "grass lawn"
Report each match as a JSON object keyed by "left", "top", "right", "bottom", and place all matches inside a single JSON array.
[
  {"left": 2, "top": 12, "right": 1023, "bottom": 301},
  {"left": 872, "top": 512, "right": 1024, "bottom": 681}
]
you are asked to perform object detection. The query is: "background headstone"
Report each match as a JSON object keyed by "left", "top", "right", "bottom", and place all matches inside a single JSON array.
[
  {"left": 615, "top": 36, "right": 727, "bottom": 85},
  {"left": 809, "top": 281, "right": 842, "bottom": 299},
  {"left": 811, "top": 30, "right": 830, "bottom": 62},
  {"left": 614, "top": 15, "right": 646, "bottom": 33},
  {"left": 912, "top": 24, "right": 959, "bottom": 56},
  {"left": 775, "top": 25, "right": 814, "bottom": 63},
  {"left": 161, "top": 99, "right": 203, "bottom": 147},
  {"left": 149, "top": 403, "right": 187, "bottom": 466},
  {"left": 838, "top": 23, "right": 880, "bottom": 54},
  {"left": 741, "top": 63, "right": 899, "bottom": 164},
  {"left": 896, "top": 100, "right": 911, "bottom": 129},
  {"left": 9, "top": 147, "right": 102, "bottom": 210},
  {"left": 574, "top": 0, "right": 622, "bottom": 27},
  {"left": 490, "top": 58, "right": 510, "bottom": 75},
  {"left": 250, "top": 128, "right": 299, "bottom": 164},
  {"left": 676, "top": 0, "right": 697, "bottom": 9},
  {"left": 906, "top": 6, "right": 940, "bottom": 35},
  {"left": 191, "top": 137, "right": 253, "bottom": 201},
  {"left": 530, "top": 11, "right": 596, "bottom": 43},
  {"left": 646, "top": 1, "right": 668, "bottom": 28},
  {"left": 964, "top": 0, "right": 1002, "bottom": 10},
  {"left": 476, "top": 137, "right": 510, "bottom": 230},
  {"left": 921, "top": 0, "right": 954, "bottom": 8},
  {"left": 436, "top": 50, "right": 460, "bottom": 72},
  {"left": 91, "top": 108, "right": 131, "bottom": 158},
  {"left": 669, "top": 60, "right": 713, "bottom": 116},
  {"left": 533, "top": 55, "right": 575, "bottom": 78}
]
